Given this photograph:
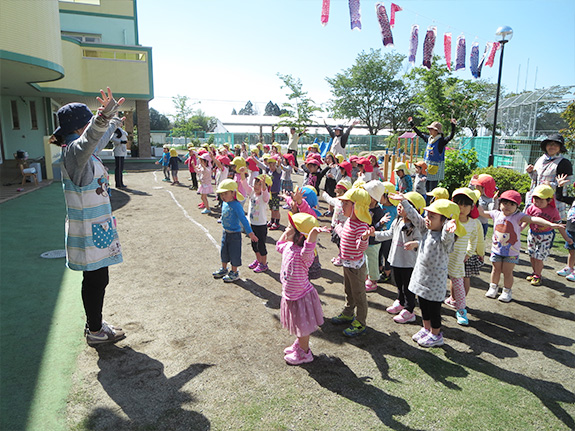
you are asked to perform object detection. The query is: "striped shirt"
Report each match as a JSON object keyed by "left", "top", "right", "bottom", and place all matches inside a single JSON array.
[
  {"left": 277, "top": 240, "right": 316, "bottom": 301},
  {"left": 334, "top": 218, "right": 369, "bottom": 262}
]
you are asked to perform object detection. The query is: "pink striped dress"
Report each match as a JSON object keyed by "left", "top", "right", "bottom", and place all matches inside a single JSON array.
[{"left": 277, "top": 240, "right": 324, "bottom": 337}]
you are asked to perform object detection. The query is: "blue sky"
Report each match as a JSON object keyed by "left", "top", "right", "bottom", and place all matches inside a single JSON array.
[{"left": 137, "top": 0, "right": 575, "bottom": 119}]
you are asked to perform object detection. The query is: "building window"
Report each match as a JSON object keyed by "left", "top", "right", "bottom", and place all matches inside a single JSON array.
[
  {"left": 62, "top": 31, "right": 102, "bottom": 43},
  {"left": 30, "top": 101, "right": 38, "bottom": 130},
  {"left": 11, "top": 101, "right": 19, "bottom": 130},
  {"left": 83, "top": 49, "right": 147, "bottom": 62}
]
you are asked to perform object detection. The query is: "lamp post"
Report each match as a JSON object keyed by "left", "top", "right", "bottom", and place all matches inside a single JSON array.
[{"left": 488, "top": 26, "right": 513, "bottom": 167}]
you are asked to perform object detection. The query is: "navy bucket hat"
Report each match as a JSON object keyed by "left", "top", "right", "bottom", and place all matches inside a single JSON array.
[
  {"left": 53, "top": 103, "right": 93, "bottom": 136},
  {"left": 540, "top": 133, "right": 567, "bottom": 154}
]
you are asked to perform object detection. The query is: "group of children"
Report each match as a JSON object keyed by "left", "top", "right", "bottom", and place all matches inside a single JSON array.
[{"left": 160, "top": 142, "right": 571, "bottom": 365}]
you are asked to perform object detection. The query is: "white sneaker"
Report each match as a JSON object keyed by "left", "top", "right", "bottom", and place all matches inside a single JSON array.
[
  {"left": 557, "top": 267, "right": 573, "bottom": 277},
  {"left": 485, "top": 285, "right": 499, "bottom": 298},
  {"left": 498, "top": 288, "right": 512, "bottom": 303}
]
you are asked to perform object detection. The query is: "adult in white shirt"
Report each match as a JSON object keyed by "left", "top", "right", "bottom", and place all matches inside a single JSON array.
[
  {"left": 111, "top": 124, "right": 128, "bottom": 188},
  {"left": 324, "top": 120, "right": 359, "bottom": 159}
]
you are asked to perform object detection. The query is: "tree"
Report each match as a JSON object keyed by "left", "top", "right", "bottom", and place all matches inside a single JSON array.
[
  {"left": 264, "top": 101, "right": 286, "bottom": 116},
  {"left": 326, "top": 49, "right": 413, "bottom": 135},
  {"left": 170, "top": 95, "right": 195, "bottom": 138},
  {"left": 238, "top": 101, "right": 257, "bottom": 115},
  {"left": 231, "top": 108, "right": 237, "bottom": 115},
  {"left": 188, "top": 110, "right": 217, "bottom": 132},
  {"left": 406, "top": 56, "right": 497, "bottom": 136},
  {"left": 149, "top": 107, "right": 170, "bottom": 130},
  {"left": 276, "top": 73, "right": 322, "bottom": 133}
]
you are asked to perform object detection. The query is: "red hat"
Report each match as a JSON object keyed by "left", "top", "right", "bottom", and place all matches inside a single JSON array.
[
  {"left": 305, "top": 157, "right": 321, "bottom": 166},
  {"left": 283, "top": 153, "right": 295, "bottom": 166},
  {"left": 216, "top": 154, "right": 231, "bottom": 166},
  {"left": 339, "top": 160, "right": 352, "bottom": 177},
  {"left": 197, "top": 149, "right": 208, "bottom": 156},
  {"left": 358, "top": 157, "right": 374, "bottom": 172},
  {"left": 349, "top": 155, "right": 359, "bottom": 163},
  {"left": 470, "top": 174, "right": 497, "bottom": 198},
  {"left": 311, "top": 153, "right": 322, "bottom": 164},
  {"left": 246, "top": 156, "right": 259, "bottom": 172},
  {"left": 499, "top": 190, "right": 522, "bottom": 205}
]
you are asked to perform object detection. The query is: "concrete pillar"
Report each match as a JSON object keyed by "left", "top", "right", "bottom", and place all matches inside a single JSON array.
[
  {"left": 136, "top": 100, "right": 151, "bottom": 158},
  {"left": 124, "top": 110, "right": 134, "bottom": 151}
]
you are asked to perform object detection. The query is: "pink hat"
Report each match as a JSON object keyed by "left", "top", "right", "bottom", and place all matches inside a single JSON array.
[
  {"left": 305, "top": 157, "right": 321, "bottom": 166},
  {"left": 349, "top": 155, "right": 359, "bottom": 163},
  {"left": 283, "top": 153, "right": 295, "bottom": 166},
  {"left": 216, "top": 154, "right": 230, "bottom": 166},
  {"left": 197, "top": 149, "right": 208, "bottom": 156},
  {"left": 358, "top": 157, "right": 373, "bottom": 172},
  {"left": 499, "top": 190, "right": 521, "bottom": 205},
  {"left": 470, "top": 174, "right": 497, "bottom": 198}
]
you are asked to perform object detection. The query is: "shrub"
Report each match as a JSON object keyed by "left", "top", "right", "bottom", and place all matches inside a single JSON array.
[
  {"left": 463, "top": 166, "right": 531, "bottom": 196},
  {"left": 440, "top": 148, "right": 478, "bottom": 194}
]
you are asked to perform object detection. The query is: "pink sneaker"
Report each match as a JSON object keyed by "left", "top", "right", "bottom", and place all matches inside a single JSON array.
[
  {"left": 253, "top": 263, "right": 268, "bottom": 273},
  {"left": 365, "top": 279, "right": 378, "bottom": 292},
  {"left": 284, "top": 346, "right": 313, "bottom": 365},
  {"left": 331, "top": 256, "right": 342, "bottom": 266},
  {"left": 248, "top": 260, "right": 259, "bottom": 269},
  {"left": 393, "top": 309, "right": 416, "bottom": 324},
  {"left": 283, "top": 339, "right": 300, "bottom": 355},
  {"left": 386, "top": 300, "right": 404, "bottom": 314},
  {"left": 444, "top": 296, "right": 456, "bottom": 309}
]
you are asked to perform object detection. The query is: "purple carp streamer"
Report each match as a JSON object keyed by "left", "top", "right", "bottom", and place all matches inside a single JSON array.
[
  {"left": 409, "top": 24, "right": 419, "bottom": 64},
  {"left": 321, "top": 0, "right": 330, "bottom": 26},
  {"left": 376, "top": 3, "right": 394, "bottom": 46},
  {"left": 349, "top": 0, "right": 361, "bottom": 30},
  {"left": 470, "top": 42, "right": 479, "bottom": 78},
  {"left": 455, "top": 34, "right": 466, "bottom": 71},
  {"left": 422, "top": 26, "right": 437, "bottom": 69}
]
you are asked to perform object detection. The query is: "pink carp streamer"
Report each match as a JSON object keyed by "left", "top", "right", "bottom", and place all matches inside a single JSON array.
[
  {"left": 422, "top": 26, "right": 437, "bottom": 69},
  {"left": 390, "top": 3, "right": 402, "bottom": 28},
  {"left": 376, "top": 3, "right": 394, "bottom": 46},
  {"left": 470, "top": 42, "right": 480, "bottom": 78},
  {"left": 455, "top": 34, "right": 466, "bottom": 71},
  {"left": 408, "top": 24, "right": 419, "bottom": 64},
  {"left": 321, "top": 0, "right": 330, "bottom": 26},
  {"left": 349, "top": 0, "right": 362, "bottom": 30},
  {"left": 444, "top": 32, "right": 452, "bottom": 71},
  {"left": 485, "top": 41, "right": 500, "bottom": 67}
]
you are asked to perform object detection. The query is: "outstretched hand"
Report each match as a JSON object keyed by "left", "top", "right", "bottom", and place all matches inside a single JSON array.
[
  {"left": 557, "top": 173, "right": 570, "bottom": 187},
  {"left": 96, "top": 87, "right": 124, "bottom": 119}
]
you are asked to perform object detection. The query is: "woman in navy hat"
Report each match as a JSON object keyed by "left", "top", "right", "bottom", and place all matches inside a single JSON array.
[
  {"left": 324, "top": 120, "right": 360, "bottom": 158},
  {"left": 51, "top": 87, "right": 126, "bottom": 346},
  {"left": 526, "top": 133, "right": 573, "bottom": 212}
]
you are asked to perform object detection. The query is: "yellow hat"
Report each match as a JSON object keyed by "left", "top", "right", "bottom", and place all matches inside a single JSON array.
[
  {"left": 452, "top": 187, "right": 481, "bottom": 204},
  {"left": 217, "top": 145, "right": 226, "bottom": 152},
  {"left": 272, "top": 142, "right": 281, "bottom": 148},
  {"left": 169, "top": 148, "right": 178, "bottom": 157},
  {"left": 231, "top": 156, "right": 246, "bottom": 168},
  {"left": 234, "top": 144, "right": 241, "bottom": 149},
  {"left": 336, "top": 177, "right": 352, "bottom": 191},
  {"left": 256, "top": 142, "right": 263, "bottom": 149},
  {"left": 256, "top": 173, "right": 272, "bottom": 187},
  {"left": 311, "top": 143, "right": 320, "bottom": 149},
  {"left": 427, "top": 187, "right": 449, "bottom": 200},
  {"left": 222, "top": 142, "right": 230, "bottom": 148},
  {"left": 532, "top": 184, "right": 555, "bottom": 200},
  {"left": 288, "top": 212, "right": 319, "bottom": 237},
  {"left": 404, "top": 192, "right": 426, "bottom": 214},
  {"left": 201, "top": 143, "right": 209, "bottom": 148},
  {"left": 381, "top": 181, "right": 400, "bottom": 206},
  {"left": 187, "top": 143, "right": 194, "bottom": 149},
  {"left": 339, "top": 187, "right": 372, "bottom": 224},
  {"left": 216, "top": 179, "right": 244, "bottom": 201},
  {"left": 424, "top": 200, "right": 466, "bottom": 237},
  {"left": 394, "top": 162, "right": 409, "bottom": 175},
  {"left": 335, "top": 154, "right": 344, "bottom": 164},
  {"left": 209, "top": 143, "right": 216, "bottom": 149}
]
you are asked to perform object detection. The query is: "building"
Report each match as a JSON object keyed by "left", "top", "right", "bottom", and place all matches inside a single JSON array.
[{"left": 0, "top": 0, "right": 153, "bottom": 174}]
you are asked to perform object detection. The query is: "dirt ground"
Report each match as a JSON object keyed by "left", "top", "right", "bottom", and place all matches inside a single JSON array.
[{"left": 66, "top": 169, "right": 575, "bottom": 431}]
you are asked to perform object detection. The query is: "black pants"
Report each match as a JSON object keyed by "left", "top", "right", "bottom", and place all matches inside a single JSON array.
[
  {"left": 115, "top": 156, "right": 125, "bottom": 187},
  {"left": 250, "top": 224, "right": 268, "bottom": 256},
  {"left": 392, "top": 266, "right": 415, "bottom": 312},
  {"left": 82, "top": 267, "right": 109, "bottom": 332},
  {"left": 190, "top": 172, "right": 198, "bottom": 189},
  {"left": 418, "top": 297, "right": 442, "bottom": 329}
]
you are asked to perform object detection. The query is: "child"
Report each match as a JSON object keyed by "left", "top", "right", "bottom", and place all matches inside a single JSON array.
[
  {"left": 339, "top": 160, "right": 352, "bottom": 183},
  {"left": 155, "top": 144, "right": 171, "bottom": 182},
  {"left": 479, "top": 190, "right": 565, "bottom": 302},
  {"left": 470, "top": 174, "right": 497, "bottom": 237},
  {"left": 413, "top": 161, "right": 427, "bottom": 197},
  {"left": 378, "top": 182, "right": 399, "bottom": 283},
  {"left": 281, "top": 153, "right": 295, "bottom": 193},
  {"left": 330, "top": 187, "right": 372, "bottom": 337},
  {"left": 522, "top": 185, "right": 571, "bottom": 286},
  {"left": 196, "top": 153, "right": 213, "bottom": 214},
  {"left": 184, "top": 145, "right": 198, "bottom": 190},
  {"left": 371, "top": 192, "right": 425, "bottom": 323},
  {"left": 246, "top": 148, "right": 261, "bottom": 186},
  {"left": 349, "top": 156, "right": 360, "bottom": 183},
  {"left": 169, "top": 148, "right": 182, "bottom": 185},
  {"left": 262, "top": 155, "right": 282, "bottom": 230},
  {"left": 246, "top": 174, "right": 271, "bottom": 273},
  {"left": 408, "top": 199, "right": 464, "bottom": 347},
  {"left": 322, "top": 178, "right": 352, "bottom": 266},
  {"left": 357, "top": 158, "right": 373, "bottom": 182},
  {"left": 323, "top": 152, "right": 340, "bottom": 216},
  {"left": 363, "top": 181, "right": 386, "bottom": 292},
  {"left": 212, "top": 179, "right": 258, "bottom": 282},
  {"left": 369, "top": 155, "right": 384, "bottom": 181},
  {"left": 556, "top": 174, "right": 575, "bottom": 281},
  {"left": 394, "top": 162, "right": 413, "bottom": 193},
  {"left": 301, "top": 157, "right": 328, "bottom": 195},
  {"left": 278, "top": 213, "right": 329, "bottom": 365},
  {"left": 445, "top": 188, "right": 483, "bottom": 326}
]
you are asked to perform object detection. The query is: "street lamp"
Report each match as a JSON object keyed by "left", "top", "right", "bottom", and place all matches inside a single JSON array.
[{"left": 488, "top": 26, "right": 513, "bottom": 167}]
